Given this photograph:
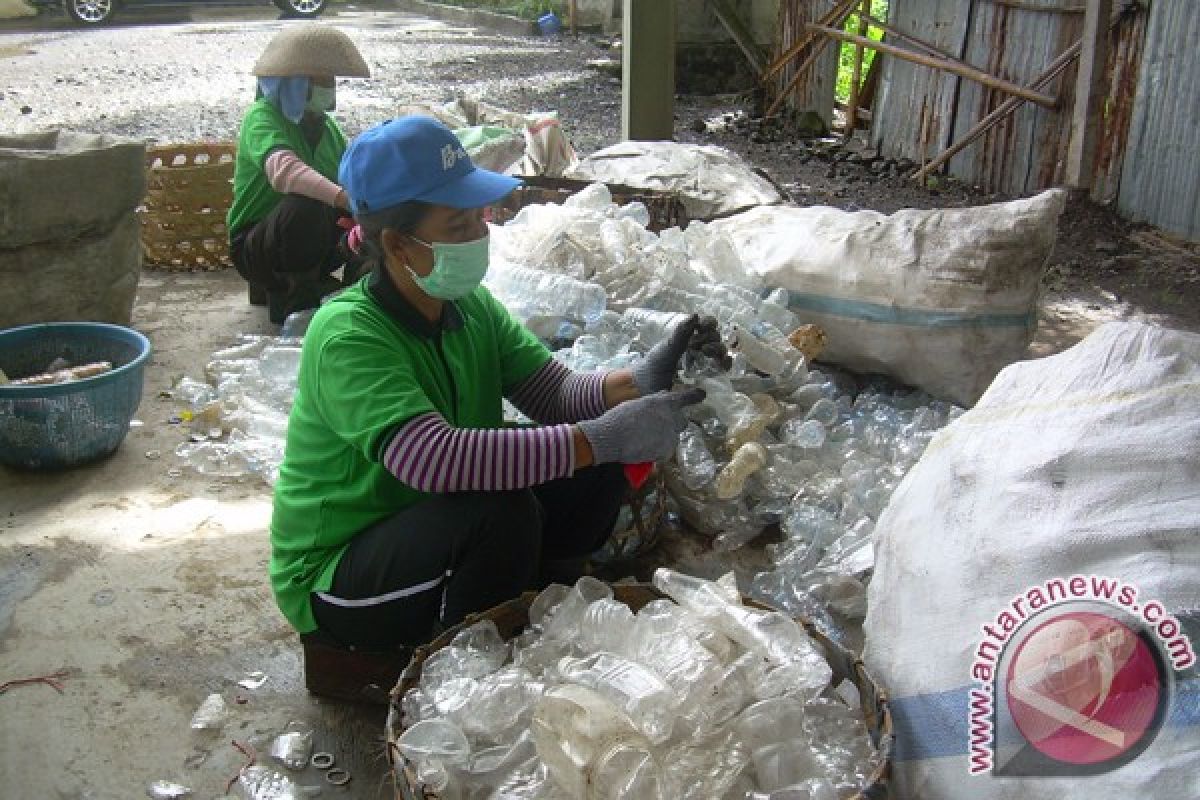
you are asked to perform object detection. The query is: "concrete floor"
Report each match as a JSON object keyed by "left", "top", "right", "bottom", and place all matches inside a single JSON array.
[
  {"left": 0, "top": 271, "right": 1120, "bottom": 800},
  {"left": 0, "top": 269, "right": 391, "bottom": 799}
]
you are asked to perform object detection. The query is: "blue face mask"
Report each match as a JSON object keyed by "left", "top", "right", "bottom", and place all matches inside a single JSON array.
[{"left": 406, "top": 234, "right": 490, "bottom": 301}]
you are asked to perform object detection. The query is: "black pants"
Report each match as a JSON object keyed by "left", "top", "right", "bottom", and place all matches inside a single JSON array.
[
  {"left": 229, "top": 194, "right": 349, "bottom": 324},
  {"left": 310, "top": 464, "right": 628, "bottom": 649}
]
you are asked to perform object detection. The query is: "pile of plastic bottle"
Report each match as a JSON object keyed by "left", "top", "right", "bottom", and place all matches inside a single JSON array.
[
  {"left": 397, "top": 570, "right": 880, "bottom": 800},
  {"left": 171, "top": 184, "right": 961, "bottom": 622}
]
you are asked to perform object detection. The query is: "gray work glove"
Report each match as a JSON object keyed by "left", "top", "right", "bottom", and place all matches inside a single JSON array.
[
  {"left": 631, "top": 313, "right": 701, "bottom": 394},
  {"left": 578, "top": 388, "right": 707, "bottom": 465}
]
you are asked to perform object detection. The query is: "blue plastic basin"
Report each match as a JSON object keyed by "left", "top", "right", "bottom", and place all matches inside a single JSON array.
[{"left": 0, "top": 322, "right": 152, "bottom": 470}]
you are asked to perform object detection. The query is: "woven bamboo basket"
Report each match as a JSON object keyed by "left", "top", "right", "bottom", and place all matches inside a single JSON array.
[
  {"left": 385, "top": 583, "right": 894, "bottom": 800},
  {"left": 491, "top": 176, "right": 688, "bottom": 233},
  {"left": 140, "top": 143, "right": 236, "bottom": 271}
]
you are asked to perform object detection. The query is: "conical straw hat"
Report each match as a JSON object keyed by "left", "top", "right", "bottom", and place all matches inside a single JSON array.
[{"left": 252, "top": 24, "right": 370, "bottom": 78}]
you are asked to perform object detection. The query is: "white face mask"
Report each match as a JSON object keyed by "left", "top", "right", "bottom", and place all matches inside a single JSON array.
[{"left": 306, "top": 85, "right": 336, "bottom": 113}]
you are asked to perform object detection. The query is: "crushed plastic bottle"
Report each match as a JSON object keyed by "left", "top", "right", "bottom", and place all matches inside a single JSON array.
[
  {"left": 555, "top": 652, "right": 679, "bottom": 743},
  {"left": 531, "top": 684, "right": 668, "bottom": 800},
  {"left": 189, "top": 693, "right": 228, "bottom": 731},
  {"left": 146, "top": 781, "right": 193, "bottom": 799},
  {"left": 675, "top": 423, "right": 718, "bottom": 490},
  {"left": 714, "top": 442, "right": 768, "bottom": 500},
  {"left": 268, "top": 722, "right": 313, "bottom": 771},
  {"left": 236, "top": 765, "right": 300, "bottom": 800},
  {"left": 401, "top": 574, "right": 875, "bottom": 799}
]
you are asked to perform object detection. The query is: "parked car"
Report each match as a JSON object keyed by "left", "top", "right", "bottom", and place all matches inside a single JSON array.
[{"left": 48, "top": 0, "right": 326, "bottom": 26}]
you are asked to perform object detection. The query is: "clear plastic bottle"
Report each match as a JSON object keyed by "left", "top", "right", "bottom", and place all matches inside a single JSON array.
[
  {"left": 556, "top": 652, "right": 679, "bottom": 743},
  {"left": 730, "top": 325, "right": 788, "bottom": 376},
  {"left": 236, "top": 765, "right": 301, "bottom": 800},
  {"left": 804, "top": 397, "right": 840, "bottom": 427},
  {"left": 538, "top": 577, "right": 614, "bottom": 642},
  {"left": 715, "top": 442, "right": 768, "bottom": 499},
  {"left": 619, "top": 307, "right": 689, "bottom": 349},
  {"left": 267, "top": 722, "right": 313, "bottom": 771},
  {"left": 531, "top": 685, "right": 668, "bottom": 800},
  {"left": 676, "top": 423, "right": 718, "bottom": 490},
  {"left": 486, "top": 264, "right": 608, "bottom": 324},
  {"left": 728, "top": 393, "right": 780, "bottom": 451},
  {"left": 781, "top": 418, "right": 828, "bottom": 450},
  {"left": 758, "top": 288, "right": 799, "bottom": 333},
  {"left": 397, "top": 718, "right": 472, "bottom": 787}
]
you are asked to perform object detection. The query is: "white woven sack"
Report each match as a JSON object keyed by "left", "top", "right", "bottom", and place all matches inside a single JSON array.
[
  {"left": 707, "top": 189, "right": 1067, "bottom": 406},
  {"left": 863, "top": 321, "right": 1200, "bottom": 799}
]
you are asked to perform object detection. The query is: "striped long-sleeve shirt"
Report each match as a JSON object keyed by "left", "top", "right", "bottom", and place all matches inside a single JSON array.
[{"left": 381, "top": 360, "right": 608, "bottom": 493}]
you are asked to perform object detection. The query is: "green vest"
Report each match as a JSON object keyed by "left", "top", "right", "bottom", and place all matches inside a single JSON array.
[
  {"left": 269, "top": 276, "right": 551, "bottom": 633},
  {"left": 227, "top": 99, "right": 347, "bottom": 238}
]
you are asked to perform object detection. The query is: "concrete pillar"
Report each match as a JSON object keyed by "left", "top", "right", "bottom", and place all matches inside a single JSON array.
[{"left": 622, "top": 0, "right": 676, "bottom": 141}]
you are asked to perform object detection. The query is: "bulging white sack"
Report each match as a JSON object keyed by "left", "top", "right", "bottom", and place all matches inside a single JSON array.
[
  {"left": 707, "top": 189, "right": 1067, "bottom": 406},
  {"left": 863, "top": 321, "right": 1200, "bottom": 800},
  {"left": 564, "top": 141, "right": 785, "bottom": 219}
]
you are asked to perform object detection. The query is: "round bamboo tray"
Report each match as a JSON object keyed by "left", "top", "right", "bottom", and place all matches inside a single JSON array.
[
  {"left": 385, "top": 583, "right": 894, "bottom": 800},
  {"left": 139, "top": 143, "right": 236, "bottom": 272}
]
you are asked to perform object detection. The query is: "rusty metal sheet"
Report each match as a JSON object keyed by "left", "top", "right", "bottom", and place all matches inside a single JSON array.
[
  {"left": 949, "top": 0, "right": 1082, "bottom": 194},
  {"left": 1117, "top": 0, "right": 1200, "bottom": 240},
  {"left": 870, "top": 0, "right": 972, "bottom": 166}
]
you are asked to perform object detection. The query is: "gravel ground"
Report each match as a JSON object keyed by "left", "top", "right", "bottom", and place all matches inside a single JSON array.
[{"left": 3, "top": 1, "right": 1197, "bottom": 334}]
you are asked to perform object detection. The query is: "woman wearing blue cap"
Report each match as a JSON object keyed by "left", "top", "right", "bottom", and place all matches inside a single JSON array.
[
  {"left": 268, "top": 115, "right": 708, "bottom": 695},
  {"left": 227, "top": 25, "right": 370, "bottom": 325}
]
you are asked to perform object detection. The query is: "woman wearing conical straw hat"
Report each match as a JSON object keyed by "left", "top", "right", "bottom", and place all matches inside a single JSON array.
[{"left": 227, "top": 24, "right": 371, "bottom": 326}]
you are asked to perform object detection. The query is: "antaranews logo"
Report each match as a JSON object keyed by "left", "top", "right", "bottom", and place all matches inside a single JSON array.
[{"left": 967, "top": 575, "right": 1194, "bottom": 777}]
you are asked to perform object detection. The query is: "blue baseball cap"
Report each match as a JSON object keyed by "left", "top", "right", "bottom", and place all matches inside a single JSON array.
[{"left": 339, "top": 115, "right": 522, "bottom": 215}]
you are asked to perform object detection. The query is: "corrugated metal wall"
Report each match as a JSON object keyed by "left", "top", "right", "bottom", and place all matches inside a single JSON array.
[
  {"left": 1117, "top": 0, "right": 1200, "bottom": 240},
  {"left": 871, "top": 0, "right": 1091, "bottom": 195},
  {"left": 867, "top": 1, "right": 1161, "bottom": 212},
  {"left": 870, "top": 0, "right": 973, "bottom": 167}
]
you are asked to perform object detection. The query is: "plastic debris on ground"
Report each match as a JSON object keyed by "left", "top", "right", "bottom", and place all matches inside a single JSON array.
[
  {"left": 146, "top": 780, "right": 192, "bottom": 799},
  {"left": 398, "top": 571, "right": 880, "bottom": 800},
  {"left": 189, "top": 692, "right": 228, "bottom": 731}
]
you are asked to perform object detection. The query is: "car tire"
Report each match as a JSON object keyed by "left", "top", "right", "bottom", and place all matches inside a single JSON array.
[
  {"left": 63, "top": 0, "right": 117, "bottom": 24},
  {"left": 273, "top": 0, "right": 326, "bottom": 19}
]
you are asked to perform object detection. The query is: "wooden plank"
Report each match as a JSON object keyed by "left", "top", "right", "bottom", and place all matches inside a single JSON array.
[
  {"left": 1065, "top": 0, "right": 1113, "bottom": 188},
  {"left": 709, "top": 0, "right": 768, "bottom": 76},
  {"left": 857, "top": 42, "right": 882, "bottom": 111},
  {"left": 808, "top": 23, "right": 1060, "bottom": 109},
  {"left": 845, "top": 0, "right": 870, "bottom": 136}
]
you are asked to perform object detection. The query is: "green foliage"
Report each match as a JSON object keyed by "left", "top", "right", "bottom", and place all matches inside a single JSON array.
[{"left": 836, "top": 0, "right": 889, "bottom": 104}]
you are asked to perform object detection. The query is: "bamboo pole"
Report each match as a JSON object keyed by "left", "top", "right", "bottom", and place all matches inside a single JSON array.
[
  {"left": 569, "top": 0, "right": 577, "bottom": 36},
  {"left": 762, "top": 0, "right": 861, "bottom": 83},
  {"left": 845, "top": 0, "right": 870, "bottom": 136},
  {"left": 766, "top": 2, "right": 860, "bottom": 118},
  {"left": 808, "top": 23, "right": 1060, "bottom": 108},
  {"left": 911, "top": 4, "right": 1129, "bottom": 182}
]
